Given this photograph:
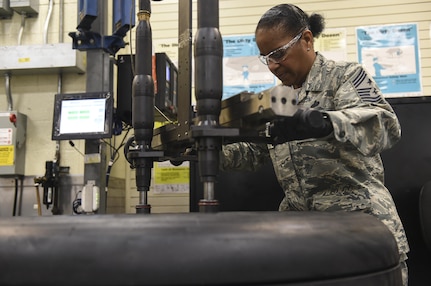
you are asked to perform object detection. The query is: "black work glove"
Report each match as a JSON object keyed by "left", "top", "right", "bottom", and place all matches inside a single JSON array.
[{"left": 269, "top": 109, "right": 333, "bottom": 144}]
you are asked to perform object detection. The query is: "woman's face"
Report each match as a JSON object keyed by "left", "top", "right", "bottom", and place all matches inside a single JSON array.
[{"left": 255, "top": 26, "right": 315, "bottom": 88}]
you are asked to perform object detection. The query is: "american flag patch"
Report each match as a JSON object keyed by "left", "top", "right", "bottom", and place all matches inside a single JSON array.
[{"left": 352, "top": 69, "right": 382, "bottom": 103}]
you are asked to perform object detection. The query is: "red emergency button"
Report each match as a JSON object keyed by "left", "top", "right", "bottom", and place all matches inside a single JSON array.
[{"left": 9, "top": 113, "right": 17, "bottom": 124}]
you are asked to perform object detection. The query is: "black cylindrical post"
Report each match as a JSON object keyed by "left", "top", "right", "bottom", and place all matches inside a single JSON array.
[
  {"left": 132, "top": 0, "right": 155, "bottom": 213},
  {"left": 194, "top": 0, "right": 223, "bottom": 212}
]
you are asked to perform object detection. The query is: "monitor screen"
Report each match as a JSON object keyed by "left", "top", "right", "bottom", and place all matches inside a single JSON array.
[
  {"left": 154, "top": 52, "right": 178, "bottom": 121},
  {"left": 116, "top": 53, "right": 179, "bottom": 124},
  {"left": 51, "top": 92, "right": 114, "bottom": 140},
  {"left": 171, "top": 66, "right": 178, "bottom": 108}
]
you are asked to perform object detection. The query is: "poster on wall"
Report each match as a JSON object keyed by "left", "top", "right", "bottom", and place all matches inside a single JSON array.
[
  {"left": 223, "top": 34, "right": 277, "bottom": 100},
  {"left": 314, "top": 28, "right": 347, "bottom": 62},
  {"left": 153, "top": 161, "right": 189, "bottom": 194},
  {"left": 356, "top": 23, "right": 422, "bottom": 98}
]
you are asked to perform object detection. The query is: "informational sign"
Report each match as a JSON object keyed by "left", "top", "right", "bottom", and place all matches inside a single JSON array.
[
  {"left": 0, "top": 146, "right": 14, "bottom": 166},
  {"left": 314, "top": 28, "right": 347, "bottom": 61},
  {"left": 223, "top": 34, "right": 277, "bottom": 100},
  {"left": 153, "top": 161, "right": 189, "bottom": 194},
  {"left": 356, "top": 23, "right": 422, "bottom": 97}
]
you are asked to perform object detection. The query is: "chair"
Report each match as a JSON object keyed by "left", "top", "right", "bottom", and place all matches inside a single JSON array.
[{"left": 419, "top": 180, "right": 431, "bottom": 251}]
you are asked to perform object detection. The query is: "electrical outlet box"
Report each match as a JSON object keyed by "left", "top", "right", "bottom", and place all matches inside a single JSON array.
[
  {"left": 10, "top": 0, "right": 38, "bottom": 17},
  {"left": 0, "top": 0, "right": 13, "bottom": 19},
  {"left": 0, "top": 111, "right": 27, "bottom": 176},
  {"left": 81, "top": 181, "right": 100, "bottom": 213},
  {"left": 0, "top": 43, "right": 86, "bottom": 75}
]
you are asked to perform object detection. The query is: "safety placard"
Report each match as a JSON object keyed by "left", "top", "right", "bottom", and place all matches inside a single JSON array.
[
  {"left": 154, "top": 161, "right": 189, "bottom": 185},
  {"left": 356, "top": 23, "right": 422, "bottom": 97},
  {"left": 0, "top": 128, "right": 13, "bottom": 145},
  {"left": 0, "top": 145, "right": 14, "bottom": 166},
  {"left": 153, "top": 161, "right": 189, "bottom": 194}
]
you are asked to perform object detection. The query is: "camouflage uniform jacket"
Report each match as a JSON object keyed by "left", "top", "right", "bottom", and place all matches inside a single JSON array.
[{"left": 221, "top": 52, "right": 409, "bottom": 256}]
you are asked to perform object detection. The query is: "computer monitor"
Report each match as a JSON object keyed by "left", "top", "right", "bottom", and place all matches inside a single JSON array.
[
  {"left": 116, "top": 53, "right": 178, "bottom": 124},
  {"left": 51, "top": 92, "right": 114, "bottom": 140},
  {"left": 154, "top": 52, "right": 178, "bottom": 121}
]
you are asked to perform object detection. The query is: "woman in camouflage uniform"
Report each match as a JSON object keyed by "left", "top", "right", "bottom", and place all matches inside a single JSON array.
[{"left": 221, "top": 3, "right": 409, "bottom": 285}]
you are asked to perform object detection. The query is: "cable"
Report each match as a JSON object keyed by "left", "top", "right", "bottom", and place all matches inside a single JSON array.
[
  {"left": 105, "top": 127, "right": 131, "bottom": 187},
  {"left": 68, "top": 140, "right": 85, "bottom": 157},
  {"left": 72, "top": 190, "right": 83, "bottom": 215}
]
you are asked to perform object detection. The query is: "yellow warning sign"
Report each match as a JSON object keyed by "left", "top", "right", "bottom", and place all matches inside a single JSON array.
[
  {"left": 0, "top": 145, "right": 14, "bottom": 166},
  {"left": 154, "top": 161, "right": 189, "bottom": 184}
]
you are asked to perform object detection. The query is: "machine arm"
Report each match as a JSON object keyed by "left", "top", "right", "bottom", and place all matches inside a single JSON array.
[{"left": 125, "top": 0, "right": 163, "bottom": 214}]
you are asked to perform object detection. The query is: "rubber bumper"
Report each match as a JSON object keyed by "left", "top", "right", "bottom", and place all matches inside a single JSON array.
[{"left": 0, "top": 211, "right": 402, "bottom": 286}]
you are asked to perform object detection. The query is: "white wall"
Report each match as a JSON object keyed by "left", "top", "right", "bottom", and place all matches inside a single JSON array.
[{"left": 0, "top": 0, "right": 87, "bottom": 177}]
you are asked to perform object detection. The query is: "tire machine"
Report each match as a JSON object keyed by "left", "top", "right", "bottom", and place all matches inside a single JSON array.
[{"left": 124, "top": 0, "right": 303, "bottom": 213}]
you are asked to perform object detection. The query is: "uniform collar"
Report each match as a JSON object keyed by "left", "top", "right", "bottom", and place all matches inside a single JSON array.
[
  {"left": 296, "top": 52, "right": 326, "bottom": 104},
  {"left": 303, "top": 52, "right": 326, "bottom": 92}
]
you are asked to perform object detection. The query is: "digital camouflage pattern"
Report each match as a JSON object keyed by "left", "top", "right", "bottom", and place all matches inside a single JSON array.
[{"left": 221, "top": 53, "right": 409, "bottom": 259}]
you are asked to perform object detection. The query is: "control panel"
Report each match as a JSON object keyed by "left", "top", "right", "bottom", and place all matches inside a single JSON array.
[{"left": 0, "top": 111, "right": 27, "bottom": 176}]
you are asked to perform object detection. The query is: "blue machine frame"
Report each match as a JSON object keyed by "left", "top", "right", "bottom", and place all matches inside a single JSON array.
[{"left": 69, "top": 0, "right": 135, "bottom": 55}]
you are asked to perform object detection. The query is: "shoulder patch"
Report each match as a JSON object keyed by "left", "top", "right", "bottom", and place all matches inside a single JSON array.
[{"left": 352, "top": 69, "right": 382, "bottom": 103}]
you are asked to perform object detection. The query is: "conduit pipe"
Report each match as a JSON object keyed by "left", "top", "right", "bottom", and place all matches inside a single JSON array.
[
  {"left": 43, "top": 0, "right": 54, "bottom": 44},
  {"left": 5, "top": 72, "right": 13, "bottom": 111},
  {"left": 59, "top": 0, "right": 64, "bottom": 43},
  {"left": 54, "top": 0, "right": 64, "bottom": 172},
  {"left": 17, "top": 12, "right": 26, "bottom": 45}
]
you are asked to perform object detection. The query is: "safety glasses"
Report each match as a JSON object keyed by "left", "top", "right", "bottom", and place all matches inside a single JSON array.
[{"left": 258, "top": 31, "right": 303, "bottom": 65}]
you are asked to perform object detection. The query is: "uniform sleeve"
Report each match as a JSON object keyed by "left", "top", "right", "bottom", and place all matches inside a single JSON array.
[
  {"left": 325, "top": 64, "right": 401, "bottom": 157},
  {"left": 220, "top": 142, "right": 270, "bottom": 171}
]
